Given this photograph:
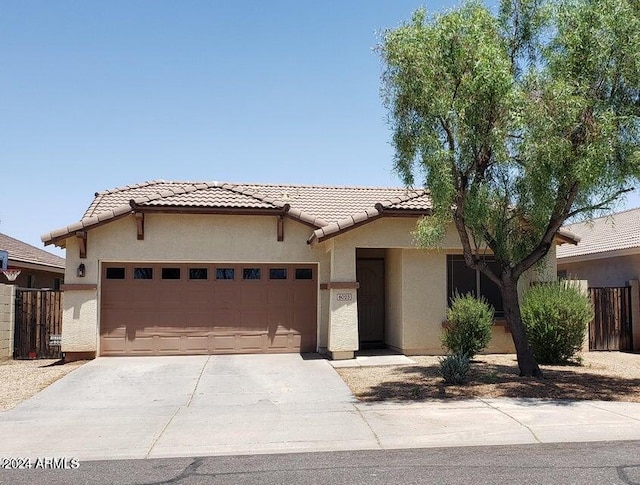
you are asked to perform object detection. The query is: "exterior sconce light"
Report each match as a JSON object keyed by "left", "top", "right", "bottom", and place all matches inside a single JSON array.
[{"left": 77, "top": 263, "right": 86, "bottom": 278}]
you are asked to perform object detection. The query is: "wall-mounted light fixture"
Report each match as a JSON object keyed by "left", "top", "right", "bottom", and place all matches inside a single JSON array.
[{"left": 77, "top": 263, "right": 86, "bottom": 278}]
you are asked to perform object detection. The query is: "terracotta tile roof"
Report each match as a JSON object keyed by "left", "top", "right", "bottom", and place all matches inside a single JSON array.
[
  {"left": 232, "top": 183, "right": 430, "bottom": 224},
  {"left": 42, "top": 180, "right": 433, "bottom": 245},
  {"left": 0, "top": 232, "right": 65, "bottom": 269},
  {"left": 557, "top": 207, "right": 640, "bottom": 260},
  {"left": 42, "top": 179, "right": 581, "bottom": 248},
  {"left": 83, "top": 180, "right": 207, "bottom": 218}
]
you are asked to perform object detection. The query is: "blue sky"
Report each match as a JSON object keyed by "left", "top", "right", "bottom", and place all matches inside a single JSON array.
[{"left": 1, "top": 1, "right": 638, "bottom": 256}]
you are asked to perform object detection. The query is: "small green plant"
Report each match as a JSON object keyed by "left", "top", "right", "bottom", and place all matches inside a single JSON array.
[
  {"left": 439, "top": 353, "right": 471, "bottom": 384},
  {"left": 442, "top": 293, "right": 494, "bottom": 358},
  {"left": 521, "top": 281, "right": 592, "bottom": 365},
  {"left": 482, "top": 370, "right": 499, "bottom": 384}
]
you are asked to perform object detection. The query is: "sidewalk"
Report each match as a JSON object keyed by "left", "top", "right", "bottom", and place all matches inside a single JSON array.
[{"left": 0, "top": 355, "right": 638, "bottom": 461}]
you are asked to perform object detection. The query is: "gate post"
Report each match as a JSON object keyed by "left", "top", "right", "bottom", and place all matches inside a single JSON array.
[
  {"left": 629, "top": 280, "right": 640, "bottom": 351},
  {"left": 0, "top": 284, "right": 16, "bottom": 360}
]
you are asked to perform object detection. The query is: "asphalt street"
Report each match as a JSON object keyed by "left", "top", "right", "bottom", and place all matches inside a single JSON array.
[{"left": 2, "top": 440, "right": 639, "bottom": 485}]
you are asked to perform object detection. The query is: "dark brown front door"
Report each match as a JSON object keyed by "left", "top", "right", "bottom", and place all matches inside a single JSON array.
[
  {"left": 100, "top": 262, "right": 317, "bottom": 356},
  {"left": 356, "top": 258, "right": 385, "bottom": 347}
]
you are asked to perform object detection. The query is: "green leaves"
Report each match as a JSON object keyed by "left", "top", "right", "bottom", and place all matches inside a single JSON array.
[
  {"left": 521, "top": 281, "right": 592, "bottom": 364},
  {"left": 380, "top": 0, "right": 640, "bottom": 278}
]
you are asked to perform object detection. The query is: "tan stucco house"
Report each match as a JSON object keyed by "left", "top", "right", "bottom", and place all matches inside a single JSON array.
[
  {"left": 557, "top": 208, "right": 640, "bottom": 287},
  {"left": 0, "top": 232, "right": 65, "bottom": 289},
  {"left": 42, "top": 180, "right": 576, "bottom": 361}
]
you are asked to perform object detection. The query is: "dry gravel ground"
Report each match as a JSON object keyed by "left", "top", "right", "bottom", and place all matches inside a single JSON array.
[
  {"left": 0, "top": 359, "right": 87, "bottom": 411},
  {"left": 337, "top": 352, "right": 640, "bottom": 403}
]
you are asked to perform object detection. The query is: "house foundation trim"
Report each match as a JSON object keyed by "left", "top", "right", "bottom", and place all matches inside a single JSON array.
[{"left": 60, "top": 284, "right": 98, "bottom": 291}]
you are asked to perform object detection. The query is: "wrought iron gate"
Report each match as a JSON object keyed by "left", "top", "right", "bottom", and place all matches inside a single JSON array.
[{"left": 14, "top": 289, "right": 62, "bottom": 359}]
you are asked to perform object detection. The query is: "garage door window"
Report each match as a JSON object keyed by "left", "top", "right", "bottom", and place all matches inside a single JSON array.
[
  {"left": 243, "top": 268, "right": 261, "bottom": 280},
  {"left": 134, "top": 268, "right": 153, "bottom": 280},
  {"left": 269, "top": 268, "right": 287, "bottom": 280},
  {"left": 162, "top": 268, "right": 181, "bottom": 280},
  {"left": 189, "top": 268, "right": 208, "bottom": 280},
  {"left": 295, "top": 268, "right": 313, "bottom": 280},
  {"left": 106, "top": 267, "right": 126, "bottom": 279},
  {"left": 216, "top": 268, "right": 235, "bottom": 280}
]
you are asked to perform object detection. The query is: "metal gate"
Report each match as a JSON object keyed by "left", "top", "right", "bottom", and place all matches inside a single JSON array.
[
  {"left": 588, "top": 287, "right": 633, "bottom": 351},
  {"left": 14, "top": 289, "right": 62, "bottom": 359}
]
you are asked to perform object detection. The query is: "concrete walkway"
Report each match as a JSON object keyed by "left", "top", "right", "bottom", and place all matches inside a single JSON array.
[{"left": 0, "top": 355, "right": 639, "bottom": 461}]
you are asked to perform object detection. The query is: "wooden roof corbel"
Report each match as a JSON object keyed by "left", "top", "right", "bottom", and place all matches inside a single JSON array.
[
  {"left": 135, "top": 212, "right": 145, "bottom": 240},
  {"left": 76, "top": 231, "right": 87, "bottom": 259},
  {"left": 277, "top": 204, "right": 291, "bottom": 242}
]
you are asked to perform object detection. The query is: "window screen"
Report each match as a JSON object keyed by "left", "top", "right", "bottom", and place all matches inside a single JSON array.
[
  {"left": 216, "top": 268, "right": 235, "bottom": 280},
  {"left": 189, "top": 268, "right": 208, "bottom": 280},
  {"left": 134, "top": 267, "right": 153, "bottom": 280},
  {"left": 269, "top": 268, "right": 287, "bottom": 280}
]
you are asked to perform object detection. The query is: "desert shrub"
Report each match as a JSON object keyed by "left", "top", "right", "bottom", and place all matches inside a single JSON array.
[
  {"left": 521, "top": 281, "right": 592, "bottom": 364},
  {"left": 439, "top": 353, "right": 471, "bottom": 384},
  {"left": 442, "top": 293, "right": 494, "bottom": 358}
]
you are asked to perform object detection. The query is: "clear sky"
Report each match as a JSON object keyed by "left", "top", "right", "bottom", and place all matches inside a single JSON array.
[{"left": 1, "top": 1, "right": 638, "bottom": 257}]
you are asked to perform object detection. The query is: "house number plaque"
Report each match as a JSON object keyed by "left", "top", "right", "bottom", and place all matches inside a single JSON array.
[{"left": 336, "top": 293, "right": 353, "bottom": 301}]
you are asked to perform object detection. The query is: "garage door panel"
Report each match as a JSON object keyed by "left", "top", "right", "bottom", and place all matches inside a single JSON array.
[
  {"left": 240, "top": 285, "right": 268, "bottom": 306},
  {"left": 185, "top": 286, "right": 214, "bottom": 306},
  {"left": 213, "top": 286, "right": 238, "bottom": 307},
  {"left": 126, "top": 335, "right": 155, "bottom": 354},
  {"left": 237, "top": 333, "right": 266, "bottom": 352},
  {"left": 211, "top": 334, "right": 236, "bottom": 352},
  {"left": 238, "top": 309, "right": 267, "bottom": 329},
  {"left": 267, "top": 285, "right": 294, "bottom": 306},
  {"left": 101, "top": 262, "right": 317, "bottom": 356},
  {"left": 186, "top": 312, "right": 214, "bottom": 327},
  {"left": 212, "top": 308, "right": 240, "bottom": 328},
  {"left": 267, "top": 307, "right": 293, "bottom": 330}
]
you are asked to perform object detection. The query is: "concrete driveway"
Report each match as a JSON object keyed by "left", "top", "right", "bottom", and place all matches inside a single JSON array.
[
  {"left": 1, "top": 354, "right": 640, "bottom": 461},
  {"left": 0, "top": 355, "right": 375, "bottom": 460}
]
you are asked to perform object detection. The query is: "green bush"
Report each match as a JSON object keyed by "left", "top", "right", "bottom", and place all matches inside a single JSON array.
[
  {"left": 442, "top": 293, "right": 494, "bottom": 358},
  {"left": 439, "top": 353, "right": 471, "bottom": 384},
  {"left": 521, "top": 281, "right": 592, "bottom": 364}
]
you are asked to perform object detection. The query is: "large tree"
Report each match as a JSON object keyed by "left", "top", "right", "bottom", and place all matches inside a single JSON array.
[{"left": 380, "top": 0, "right": 640, "bottom": 376}]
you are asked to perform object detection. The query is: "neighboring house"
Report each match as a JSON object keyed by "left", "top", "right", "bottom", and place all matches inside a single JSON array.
[
  {"left": 42, "top": 180, "right": 577, "bottom": 361},
  {"left": 0, "top": 232, "right": 65, "bottom": 289},
  {"left": 557, "top": 208, "right": 640, "bottom": 287}
]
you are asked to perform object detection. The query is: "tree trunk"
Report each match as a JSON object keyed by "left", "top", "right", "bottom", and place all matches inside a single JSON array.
[{"left": 501, "top": 279, "right": 543, "bottom": 378}]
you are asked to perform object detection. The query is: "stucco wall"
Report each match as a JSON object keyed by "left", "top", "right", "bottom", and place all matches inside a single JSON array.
[
  {"left": 334, "top": 219, "right": 559, "bottom": 355},
  {"left": 384, "top": 248, "right": 403, "bottom": 350},
  {"left": 62, "top": 289, "right": 98, "bottom": 352},
  {"left": 398, "top": 249, "right": 448, "bottom": 354},
  {"left": 558, "top": 253, "right": 640, "bottom": 287},
  {"left": 62, "top": 213, "right": 330, "bottom": 354},
  {"left": 325, "top": 239, "right": 359, "bottom": 356},
  {"left": 0, "top": 284, "right": 15, "bottom": 360}
]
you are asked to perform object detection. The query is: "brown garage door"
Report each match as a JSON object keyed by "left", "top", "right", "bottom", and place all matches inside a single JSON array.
[{"left": 100, "top": 262, "right": 317, "bottom": 356}]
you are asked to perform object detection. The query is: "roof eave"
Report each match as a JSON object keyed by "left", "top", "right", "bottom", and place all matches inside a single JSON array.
[{"left": 555, "top": 228, "right": 581, "bottom": 245}]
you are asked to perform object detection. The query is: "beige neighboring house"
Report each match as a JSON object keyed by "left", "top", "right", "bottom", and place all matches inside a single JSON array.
[
  {"left": 0, "top": 232, "right": 65, "bottom": 289},
  {"left": 42, "top": 180, "right": 577, "bottom": 361},
  {"left": 557, "top": 208, "right": 640, "bottom": 287}
]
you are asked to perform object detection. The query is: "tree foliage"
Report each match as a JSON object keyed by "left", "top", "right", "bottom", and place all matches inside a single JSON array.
[{"left": 380, "top": 0, "right": 640, "bottom": 376}]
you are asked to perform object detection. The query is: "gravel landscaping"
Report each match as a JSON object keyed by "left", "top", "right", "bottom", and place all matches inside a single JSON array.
[
  {"left": 336, "top": 352, "right": 640, "bottom": 403},
  {"left": 0, "top": 359, "right": 87, "bottom": 411}
]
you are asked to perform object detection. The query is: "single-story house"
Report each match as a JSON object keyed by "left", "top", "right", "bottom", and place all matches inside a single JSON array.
[
  {"left": 42, "top": 180, "right": 577, "bottom": 361},
  {"left": 0, "top": 232, "right": 65, "bottom": 289},
  {"left": 557, "top": 208, "right": 640, "bottom": 287}
]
